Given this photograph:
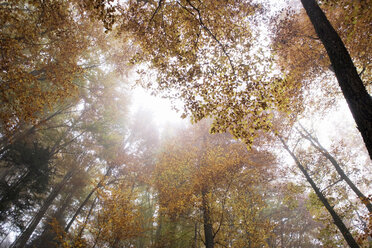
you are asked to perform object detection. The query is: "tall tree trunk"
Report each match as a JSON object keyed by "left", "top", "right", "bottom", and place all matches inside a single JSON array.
[
  {"left": 202, "top": 190, "right": 214, "bottom": 248},
  {"left": 300, "top": 0, "right": 372, "bottom": 159},
  {"left": 64, "top": 186, "right": 97, "bottom": 233},
  {"left": 77, "top": 196, "right": 98, "bottom": 238},
  {"left": 193, "top": 222, "right": 198, "bottom": 248},
  {"left": 11, "top": 169, "right": 74, "bottom": 248},
  {"left": 298, "top": 125, "right": 372, "bottom": 213},
  {"left": 29, "top": 185, "right": 79, "bottom": 248},
  {"left": 64, "top": 166, "right": 112, "bottom": 233},
  {"left": 279, "top": 136, "right": 359, "bottom": 248}
]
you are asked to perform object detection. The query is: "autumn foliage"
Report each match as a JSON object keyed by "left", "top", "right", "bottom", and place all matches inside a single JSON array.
[{"left": 1, "top": 0, "right": 371, "bottom": 247}]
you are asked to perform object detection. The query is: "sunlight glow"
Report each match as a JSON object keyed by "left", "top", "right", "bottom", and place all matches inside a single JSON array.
[{"left": 130, "top": 87, "right": 185, "bottom": 127}]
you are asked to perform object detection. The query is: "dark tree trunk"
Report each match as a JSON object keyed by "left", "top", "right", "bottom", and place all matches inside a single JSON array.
[
  {"left": 64, "top": 166, "right": 112, "bottom": 233},
  {"left": 300, "top": 0, "right": 372, "bottom": 159},
  {"left": 28, "top": 189, "right": 76, "bottom": 248},
  {"left": 77, "top": 196, "right": 97, "bottom": 238},
  {"left": 279, "top": 136, "right": 359, "bottom": 248},
  {"left": 64, "top": 186, "right": 97, "bottom": 233},
  {"left": 193, "top": 222, "right": 198, "bottom": 248},
  {"left": 11, "top": 169, "right": 74, "bottom": 248},
  {"left": 202, "top": 190, "right": 214, "bottom": 248},
  {"left": 299, "top": 125, "right": 372, "bottom": 213}
]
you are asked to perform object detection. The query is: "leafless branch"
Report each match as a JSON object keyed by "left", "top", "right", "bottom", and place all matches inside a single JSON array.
[
  {"left": 358, "top": 66, "right": 366, "bottom": 77},
  {"left": 320, "top": 178, "right": 343, "bottom": 193}
]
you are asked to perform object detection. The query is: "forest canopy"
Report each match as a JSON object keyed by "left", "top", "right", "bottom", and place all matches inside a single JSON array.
[{"left": 0, "top": 0, "right": 371, "bottom": 247}]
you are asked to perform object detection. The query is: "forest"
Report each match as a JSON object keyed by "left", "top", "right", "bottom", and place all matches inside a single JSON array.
[{"left": 0, "top": 0, "right": 371, "bottom": 247}]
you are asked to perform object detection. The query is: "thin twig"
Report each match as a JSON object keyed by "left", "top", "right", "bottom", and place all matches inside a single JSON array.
[
  {"left": 180, "top": 0, "right": 235, "bottom": 72},
  {"left": 320, "top": 178, "right": 343, "bottom": 193},
  {"left": 148, "top": 0, "right": 163, "bottom": 26}
]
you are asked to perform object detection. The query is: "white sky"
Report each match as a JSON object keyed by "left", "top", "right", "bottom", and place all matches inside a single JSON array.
[{"left": 130, "top": 86, "right": 186, "bottom": 128}]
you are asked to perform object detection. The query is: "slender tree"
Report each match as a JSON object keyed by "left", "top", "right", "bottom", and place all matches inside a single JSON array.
[
  {"left": 298, "top": 124, "right": 372, "bottom": 213},
  {"left": 279, "top": 136, "right": 359, "bottom": 248},
  {"left": 11, "top": 168, "right": 75, "bottom": 248},
  {"left": 299, "top": 0, "right": 372, "bottom": 158}
]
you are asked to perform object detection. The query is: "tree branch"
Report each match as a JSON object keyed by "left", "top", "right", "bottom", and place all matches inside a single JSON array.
[
  {"left": 148, "top": 0, "right": 163, "bottom": 25},
  {"left": 180, "top": 0, "right": 235, "bottom": 72}
]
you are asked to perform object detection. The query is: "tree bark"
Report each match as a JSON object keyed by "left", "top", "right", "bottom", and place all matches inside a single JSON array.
[
  {"left": 299, "top": 126, "right": 372, "bottom": 213},
  {"left": 300, "top": 0, "right": 372, "bottom": 159},
  {"left": 193, "top": 222, "right": 198, "bottom": 248},
  {"left": 279, "top": 136, "right": 359, "bottom": 248},
  {"left": 202, "top": 190, "right": 214, "bottom": 248},
  {"left": 11, "top": 169, "right": 74, "bottom": 248}
]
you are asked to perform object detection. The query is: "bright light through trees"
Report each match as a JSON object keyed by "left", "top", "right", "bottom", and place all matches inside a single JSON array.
[{"left": 1, "top": 1, "right": 371, "bottom": 247}]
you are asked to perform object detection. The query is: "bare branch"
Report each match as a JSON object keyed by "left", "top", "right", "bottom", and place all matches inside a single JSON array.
[
  {"left": 320, "top": 178, "right": 343, "bottom": 193},
  {"left": 358, "top": 66, "right": 366, "bottom": 77}
]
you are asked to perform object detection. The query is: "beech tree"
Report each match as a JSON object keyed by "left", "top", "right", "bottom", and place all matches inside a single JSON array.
[
  {"left": 279, "top": 135, "right": 359, "bottom": 247},
  {"left": 299, "top": 0, "right": 372, "bottom": 158},
  {"left": 83, "top": 0, "right": 371, "bottom": 159},
  {"left": 274, "top": 0, "right": 372, "bottom": 158},
  {"left": 1, "top": 1, "right": 370, "bottom": 247},
  {"left": 153, "top": 121, "right": 275, "bottom": 247}
]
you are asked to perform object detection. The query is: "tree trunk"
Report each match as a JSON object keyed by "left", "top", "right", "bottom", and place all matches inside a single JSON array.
[
  {"left": 300, "top": 0, "right": 372, "bottom": 159},
  {"left": 11, "top": 169, "right": 74, "bottom": 248},
  {"left": 202, "top": 190, "right": 214, "bottom": 248},
  {"left": 279, "top": 136, "right": 359, "bottom": 248},
  {"left": 193, "top": 222, "right": 198, "bottom": 248},
  {"left": 64, "top": 186, "right": 97, "bottom": 233},
  {"left": 299, "top": 126, "right": 372, "bottom": 213},
  {"left": 77, "top": 196, "right": 98, "bottom": 238},
  {"left": 64, "top": 166, "right": 112, "bottom": 233},
  {"left": 28, "top": 189, "right": 76, "bottom": 248}
]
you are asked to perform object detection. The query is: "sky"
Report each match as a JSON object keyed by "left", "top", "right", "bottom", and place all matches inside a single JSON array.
[{"left": 130, "top": 87, "right": 186, "bottom": 128}]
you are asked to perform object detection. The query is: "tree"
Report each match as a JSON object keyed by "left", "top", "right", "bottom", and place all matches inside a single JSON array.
[
  {"left": 85, "top": 0, "right": 372, "bottom": 159},
  {"left": 0, "top": 141, "right": 52, "bottom": 231},
  {"left": 83, "top": 0, "right": 301, "bottom": 149},
  {"left": 278, "top": 135, "right": 359, "bottom": 247},
  {"left": 153, "top": 121, "right": 274, "bottom": 247},
  {"left": 5, "top": 58, "right": 132, "bottom": 246},
  {"left": 274, "top": 0, "right": 372, "bottom": 158},
  {"left": 88, "top": 181, "right": 143, "bottom": 248}
]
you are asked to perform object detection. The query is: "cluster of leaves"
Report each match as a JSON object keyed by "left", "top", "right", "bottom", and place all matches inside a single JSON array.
[
  {"left": 1, "top": 0, "right": 371, "bottom": 247},
  {"left": 81, "top": 0, "right": 304, "bottom": 149},
  {"left": 272, "top": 0, "right": 371, "bottom": 114},
  {"left": 0, "top": 0, "right": 131, "bottom": 136},
  {"left": 153, "top": 121, "right": 275, "bottom": 247}
]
